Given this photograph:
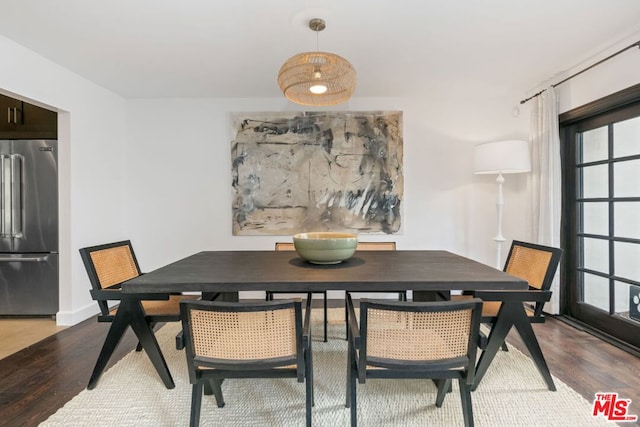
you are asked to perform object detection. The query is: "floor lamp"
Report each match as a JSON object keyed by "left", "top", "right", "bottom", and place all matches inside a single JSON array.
[{"left": 473, "top": 140, "right": 531, "bottom": 269}]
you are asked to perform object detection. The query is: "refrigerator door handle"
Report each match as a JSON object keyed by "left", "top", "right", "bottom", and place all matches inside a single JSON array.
[
  {"left": 0, "top": 255, "right": 48, "bottom": 262},
  {"left": 0, "top": 155, "right": 9, "bottom": 238},
  {"left": 10, "top": 154, "right": 23, "bottom": 238}
]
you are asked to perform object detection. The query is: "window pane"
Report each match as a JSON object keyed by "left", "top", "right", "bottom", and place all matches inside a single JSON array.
[
  {"left": 614, "top": 241, "right": 640, "bottom": 282},
  {"left": 581, "top": 126, "right": 608, "bottom": 163},
  {"left": 581, "top": 202, "right": 608, "bottom": 235},
  {"left": 614, "top": 159, "right": 640, "bottom": 197},
  {"left": 615, "top": 202, "right": 640, "bottom": 239},
  {"left": 581, "top": 164, "right": 608, "bottom": 198},
  {"left": 581, "top": 237, "right": 609, "bottom": 273},
  {"left": 582, "top": 272, "right": 609, "bottom": 311},
  {"left": 613, "top": 116, "right": 640, "bottom": 158}
]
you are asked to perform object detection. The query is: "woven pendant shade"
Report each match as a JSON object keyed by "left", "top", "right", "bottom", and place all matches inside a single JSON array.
[
  {"left": 278, "top": 51, "right": 356, "bottom": 106},
  {"left": 278, "top": 18, "right": 356, "bottom": 106}
]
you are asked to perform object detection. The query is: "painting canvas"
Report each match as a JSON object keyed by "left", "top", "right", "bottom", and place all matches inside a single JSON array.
[{"left": 231, "top": 111, "right": 403, "bottom": 235}]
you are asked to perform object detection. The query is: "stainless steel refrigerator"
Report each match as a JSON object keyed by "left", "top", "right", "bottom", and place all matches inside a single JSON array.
[{"left": 0, "top": 139, "right": 58, "bottom": 316}]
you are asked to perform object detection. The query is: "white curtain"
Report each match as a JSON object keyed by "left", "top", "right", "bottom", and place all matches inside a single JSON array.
[{"left": 530, "top": 86, "right": 562, "bottom": 313}]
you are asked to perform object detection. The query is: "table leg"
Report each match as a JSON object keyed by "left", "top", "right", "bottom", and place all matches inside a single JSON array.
[
  {"left": 202, "top": 292, "right": 239, "bottom": 302},
  {"left": 413, "top": 290, "right": 450, "bottom": 301},
  {"left": 472, "top": 301, "right": 555, "bottom": 391}
]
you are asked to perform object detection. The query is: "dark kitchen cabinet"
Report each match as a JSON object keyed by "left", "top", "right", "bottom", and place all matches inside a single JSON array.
[{"left": 0, "top": 94, "right": 57, "bottom": 139}]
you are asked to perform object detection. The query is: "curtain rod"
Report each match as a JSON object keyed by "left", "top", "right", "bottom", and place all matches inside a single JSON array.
[{"left": 519, "top": 40, "right": 640, "bottom": 105}]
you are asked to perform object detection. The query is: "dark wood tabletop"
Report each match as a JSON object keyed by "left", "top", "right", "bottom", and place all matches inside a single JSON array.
[{"left": 122, "top": 250, "right": 527, "bottom": 294}]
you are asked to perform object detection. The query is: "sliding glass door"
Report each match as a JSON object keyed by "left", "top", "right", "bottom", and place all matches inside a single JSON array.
[{"left": 561, "top": 94, "right": 640, "bottom": 349}]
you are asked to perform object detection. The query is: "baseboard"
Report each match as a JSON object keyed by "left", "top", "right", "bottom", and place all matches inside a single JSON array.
[{"left": 55, "top": 302, "right": 99, "bottom": 326}]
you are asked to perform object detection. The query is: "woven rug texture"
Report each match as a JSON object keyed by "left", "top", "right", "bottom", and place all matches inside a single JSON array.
[{"left": 41, "top": 310, "right": 610, "bottom": 426}]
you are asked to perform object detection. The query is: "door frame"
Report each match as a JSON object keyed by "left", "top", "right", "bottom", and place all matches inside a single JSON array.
[{"left": 559, "top": 83, "right": 640, "bottom": 351}]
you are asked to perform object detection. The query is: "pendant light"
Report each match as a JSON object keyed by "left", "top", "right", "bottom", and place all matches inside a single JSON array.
[{"left": 278, "top": 18, "right": 356, "bottom": 106}]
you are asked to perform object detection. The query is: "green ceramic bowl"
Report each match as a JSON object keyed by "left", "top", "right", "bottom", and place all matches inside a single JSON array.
[{"left": 293, "top": 232, "right": 358, "bottom": 264}]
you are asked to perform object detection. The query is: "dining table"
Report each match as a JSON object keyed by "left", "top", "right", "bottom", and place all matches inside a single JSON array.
[{"left": 110, "top": 249, "right": 553, "bottom": 393}]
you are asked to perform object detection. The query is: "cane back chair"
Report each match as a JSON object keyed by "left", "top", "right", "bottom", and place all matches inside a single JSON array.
[
  {"left": 180, "top": 297, "right": 314, "bottom": 427},
  {"left": 345, "top": 295, "right": 483, "bottom": 427},
  {"left": 79, "top": 240, "right": 198, "bottom": 389},
  {"left": 470, "top": 240, "right": 562, "bottom": 391},
  {"left": 454, "top": 240, "right": 563, "bottom": 345},
  {"left": 478, "top": 240, "right": 563, "bottom": 323}
]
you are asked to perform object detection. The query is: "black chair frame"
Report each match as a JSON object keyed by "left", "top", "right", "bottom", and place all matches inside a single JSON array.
[
  {"left": 471, "top": 240, "right": 563, "bottom": 391},
  {"left": 180, "top": 296, "right": 314, "bottom": 427},
  {"left": 345, "top": 294, "right": 483, "bottom": 427},
  {"left": 79, "top": 240, "right": 179, "bottom": 390}
]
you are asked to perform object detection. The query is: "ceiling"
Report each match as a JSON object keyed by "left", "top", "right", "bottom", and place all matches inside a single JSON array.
[{"left": 1, "top": 0, "right": 640, "bottom": 100}]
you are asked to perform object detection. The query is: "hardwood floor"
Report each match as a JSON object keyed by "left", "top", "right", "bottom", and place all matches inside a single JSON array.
[
  {"left": 0, "top": 317, "right": 139, "bottom": 426},
  {"left": 1, "top": 306, "right": 639, "bottom": 426},
  {"left": 0, "top": 318, "right": 66, "bottom": 359},
  {"left": 508, "top": 317, "right": 640, "bottom": 426}
]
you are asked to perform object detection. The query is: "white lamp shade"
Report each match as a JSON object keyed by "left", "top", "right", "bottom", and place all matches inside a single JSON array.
[{"left": 473, "top": 140, "right": 531, "bottom": 174}]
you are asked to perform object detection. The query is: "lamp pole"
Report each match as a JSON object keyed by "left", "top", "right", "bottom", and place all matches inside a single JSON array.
[{"left": 473, "top": 140, "right": 531, "bottom": 271}]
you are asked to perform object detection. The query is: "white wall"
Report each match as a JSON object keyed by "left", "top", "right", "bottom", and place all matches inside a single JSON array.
[
  {"left": 125, "top": 94, "right": 533, "bottom": 300},
  {"left": 2, "top": 34, "right": 536, "bottom": 323},
  {"left": 509, "top": 31, "right": 640, "bottom": 116},
  {"left": 0, "top": 35, "right": 129, "bottom": 325}
]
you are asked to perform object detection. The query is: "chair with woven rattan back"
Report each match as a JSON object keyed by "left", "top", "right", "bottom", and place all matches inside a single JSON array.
[
  {"left": 466, "top": 240, "right": 563, "bottom": 392},
  {"left": 180, "top": 296, "right": 314, "bottom": 427},
  {"left": 267, "top": 242, "right": 328, "bottom": 342},
  {"left": 345, "top": 295, "right": 483, "bottom": 427},
  {"left": 453, "top": 240, "right": 562, "bottom": 349},
  {"left": 487, "top": 240, "right": 562, "bottom": 321},
  {"left": 79, "top": 240, "right": 198, "bottom": 389}
]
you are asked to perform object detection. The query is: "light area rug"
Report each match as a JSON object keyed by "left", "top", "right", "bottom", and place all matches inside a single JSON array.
[{"left": 41, "top": 312, "right": 610, "bottom": 427}]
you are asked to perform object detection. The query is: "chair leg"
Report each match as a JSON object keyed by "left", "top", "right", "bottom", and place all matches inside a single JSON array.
[
  {"left": 128, "top": 302, "right": 175, "bottom": 389},
  {"left": 87, "top": 308, "right": 130, "bottom": 389},
  {"left": 349, "top": 367, "right": 357, "bottom": 427},
  {"left": 305, "top": 348, "right": 313, "bottom": 427},
  {"left": 485, "top": 323, "right": 508, "bottom": 351},
  {"left": 203, "top": 380, "right": 213, "bottom": 395},
  {"left": 346, "top": 340, "right": 358, "bottom": 427},
  {"left": 344, "top": 294, "right": 349, "bottom": 341},
  {"left": 175, "top": 330, "right": 185, "bottom": 350},
  {"left": 322, "top": 291, "right": 328, "bottom": 342},
  {"left": 306, "top": 342, "right": 315, "bottom": 406},
  {"left": 137, "top": 322, "right": 156, "bottom": 352},
  {"left": 210, "top": 379, "right": 225, "bottom": 407},
  {"left": 345, "top": 338, "right": 354, "bottom": 408},
  {"left": 190, "top": 382, "right": 203, "bottom": 427},
  {"left": 458, "top": 379, "right": 474, "bottom": 427},
  {"left": 435, "top": 379, "right": 451, "bottom": 407}
]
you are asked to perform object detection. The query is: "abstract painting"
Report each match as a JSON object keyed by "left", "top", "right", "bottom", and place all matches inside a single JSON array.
[{"left": 231, "top": 111, "right": 403, "bottom": 235}]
